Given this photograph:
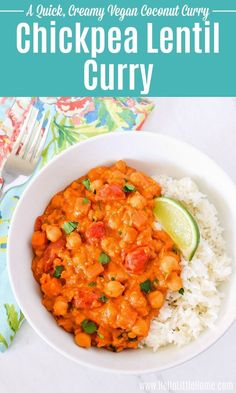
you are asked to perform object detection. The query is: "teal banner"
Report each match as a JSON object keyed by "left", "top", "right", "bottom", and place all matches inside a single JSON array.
[{"left": 0, "top": 0, "right": 235, "bottom": 96}]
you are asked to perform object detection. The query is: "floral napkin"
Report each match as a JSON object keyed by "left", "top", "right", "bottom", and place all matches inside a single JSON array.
[{"left": 0, "top": 97, "right": 154, "bottom": 351}]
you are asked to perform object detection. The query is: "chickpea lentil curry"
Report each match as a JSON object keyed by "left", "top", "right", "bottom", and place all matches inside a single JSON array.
[{"left": 32, "top": 161, "right": 183, "bottom": 351}]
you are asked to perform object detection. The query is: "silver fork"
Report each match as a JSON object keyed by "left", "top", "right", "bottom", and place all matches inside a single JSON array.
[{"left": 0, "top": 105, "right": 51, "bottom": 202}]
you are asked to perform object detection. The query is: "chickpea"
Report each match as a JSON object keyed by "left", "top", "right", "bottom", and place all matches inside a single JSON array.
[
  {"left": 101, "top": 237, "right": 120, "bottom": 257},
  {"left": 153, "top": 239, "right": 163, "bottom": 252},
  {"left": 88, "top": 166, "right": 106, "bottom": 180},
  {"left": 142, "top": 183, "right": 161, "bottom": 199},
  {"left": 66, "top": 232, "right": 82, "bottom": 250},
  {"left": 109, "top": 170, "right": 126, "bottom": 185},
  {"left": 104, "top": 281, "right": 125, "bottom": 298},
  {"left": 128, "top": 192, "right": 147, "bottom": 209},
  {"left": 86, "top": 262, "right": 104, "bottom": 280},
  {"left": 53, "top": 257, "right": 62, "bottom": 266},
  {"left": 42, "top": 297, "right": 54, "bottom": 311},
  {"left": 148, "top": 291, "right": 164, "bottom": 309},
  {"left": 90, "top": 179, "right": 103, "bottom": 193},
  {"left": 75, "top": 197, "right": 91, "bottom": 216},
  {"left": 75, "top": 314, "right": 86, "bottom": 325},
  {"left": 130, "top": 172, "right": 148, "bottom": 187},
  {"left": 108, "top": 214, "right": 121, "bottom": 230},
  {"left": 107, "top": 262, "right": 129, "bottom": 282},
  {"left": 53, "top": 297, "right": 68, "bottom": 316},
  {"left": 40, "top": 275, "right": 62, "bottom": 297},
  {"left": 116, "top": 301, "right": 138, "bottom": 329},
  {"left": 131, "top": 319, "right": 149, "bottom": 336},
  {"left": 51, "top": 194, "right": 63, "bottom": 208},
  {"left": 127, "top": 289, "right": 147, "bottom": 310},
  {"left": 75, "top": 332, "right": 91, "bottom": 348},
  {"left": 127, "top": 331, "right": 137, "bottom": 339},
  {"left": 88, "top": 208, "right": 104, "bottom": 222},
  {"left": 63, "top": 188, "right": 73, "bottom": 200},
  {"left": 100, "top": 302, "right": 117, "bottom": 325},
  {"left": 166, "top": 272, "right": 183, "bottom": 291},
  {"left": 160, "top": 255, "right": 180, "bottom": 274},
  {"left": 58, "top": 318, "right": 73, "bottom": 332},
  {"left": 154, "top": 230, "right": 172, "bottom": 243},
  {"left": 45, "top": 225, "right": 62, "bottom": 242},
  {"left": 122, "top": 227, "right": 138, "bottom": 243},
  {"left": 72, "top": 248, "right": 87, "bottom": 266},
  {"left": 132, "top": 211, "right": 148, "bottom": 230},
  {"left": 70, "top": 181, "right": 79, "bottom": 190},
  {"left": 136, "top": 228, "right": 152, "bottom": 246},
  {"left": 115, "top": 160, "right": 127, "bottom": 173}
]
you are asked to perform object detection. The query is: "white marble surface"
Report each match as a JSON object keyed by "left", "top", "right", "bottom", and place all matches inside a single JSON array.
[{"left": 1, "top": 98, "right": 236, "bottom": 393}]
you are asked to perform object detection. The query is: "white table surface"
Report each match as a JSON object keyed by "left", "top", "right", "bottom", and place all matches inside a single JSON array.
[{"left": 1, "top": 98, "right": 236, "bottom": 393}]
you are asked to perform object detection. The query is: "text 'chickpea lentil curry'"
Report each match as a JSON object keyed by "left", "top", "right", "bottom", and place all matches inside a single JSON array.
[{"left": 32, "top": 161, "right": 183, "bottom": 351}]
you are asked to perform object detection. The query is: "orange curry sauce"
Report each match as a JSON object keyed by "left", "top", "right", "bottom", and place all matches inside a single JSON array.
[{"left": 32, "top": 161, "right": 182, "bottom": 351}]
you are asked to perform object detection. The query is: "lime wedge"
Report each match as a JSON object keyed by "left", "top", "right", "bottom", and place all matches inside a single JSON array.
[{"left": 154, "top": 196, "right": 200, "bottom": 261}]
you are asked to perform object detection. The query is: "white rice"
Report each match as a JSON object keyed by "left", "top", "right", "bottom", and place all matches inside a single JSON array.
[{"left": 142, "top": 176, "right": 231, "bottom": 350}]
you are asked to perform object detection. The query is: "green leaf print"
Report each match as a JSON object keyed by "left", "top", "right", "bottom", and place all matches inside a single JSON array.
[
  {"left": 19, "top": 311, "right": 25, "bottom": 324},
  {"left": 53, "top": 120, "right": 79, "bottom": 148},
  {"left": 0, "top": 304, "right": 24, "bottom": 348},
  {"left": 58, "top": 129, "right": 66, "bottom": 149},
  {"left": 4, "top": 304, "right": 24, "bottom": 334},
  {"left": 0, "top": 333, "right": 8, "bottom": 349},
  {"left": 97, "top": 101, "right": 116, "bottom": 130},
  {"left": 118, "top": 108, "right": 136, "bottom": 126}
]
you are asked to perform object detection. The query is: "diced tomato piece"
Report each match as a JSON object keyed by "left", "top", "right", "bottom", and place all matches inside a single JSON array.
[
  {"left": 125, "top": 247, "right": 150, "bottom": 274},
  {"left": 41, "top": 238, "right": 65, "bottom": 272},
  {"left": 32, "top": 231, "right": 47, "bottom": 248},
  {"left": 132, "top": 211, "right": 148, "bottom": 230},
  {"left": 40, "top": 274, "right": 62, "bottom": 297},
  {"left": 74, "top": 197, "right": 91, "bottom": 217},
  {"left": 86, "top": 262, "right": 104, "bottom": 280},
  {"left": 73, "top": 289, "right": 99, "bottom": 308},
  {"left": 96, "top": 184, "right": 125, "bottom": 201},
  {"left": 86, "top": 221, "right": 105, "bottom": 241},
  {"left": 34, "top": 216, "right": 44, "bottom": 231},
  {"left": 116, "top": 300, "right": 138, "bottom": 329}
]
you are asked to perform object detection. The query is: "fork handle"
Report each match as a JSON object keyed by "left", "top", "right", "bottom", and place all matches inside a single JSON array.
[
  {"left": 0, "top": 180, "right": 4, "bottom": 200},
  {"left": 0, "top": 173, "right": 32, "bottom": 205},
  {"left": 0, "top": 173, "right": 19, "bottom": 204},
  {"left": 0, "top": 179, "right": 7, "bottom": 204}
]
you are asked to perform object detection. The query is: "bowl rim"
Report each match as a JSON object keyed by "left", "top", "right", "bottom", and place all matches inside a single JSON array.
[{"left": 7, "top": 130, "right": 236, "bottom": 374}]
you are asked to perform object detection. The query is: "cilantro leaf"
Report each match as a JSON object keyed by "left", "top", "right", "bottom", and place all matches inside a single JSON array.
[
  {"left": 179, "top": 288, "right": 185, "bottom": 295},
  {"left": 82, "top": 179, "right": 91, "bottom": 191},
  {"left": 81, "top": 319, "right": 97, "bottom": 334},
  {"left": 53, "top": 265, "right": 64, "bottom": 278},
  {"left": 99, "top": 294, "right": 109, "bottom": 303},
  {"left": 140, "top": 279, "right": 152, "bottom": 294},
  {"left": 99, "top": 252, "right": 111, "bottom": 265},
  {"left": 63, "top": 221, "right": 78, "bottom": 234},
  {"left": 123, "top": 183, "right": 136, "bottom": 193}
]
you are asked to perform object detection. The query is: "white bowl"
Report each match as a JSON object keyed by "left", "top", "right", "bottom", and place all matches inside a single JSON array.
[{"left": 8, "top": 131, "right": 236, "bottom": 374}]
